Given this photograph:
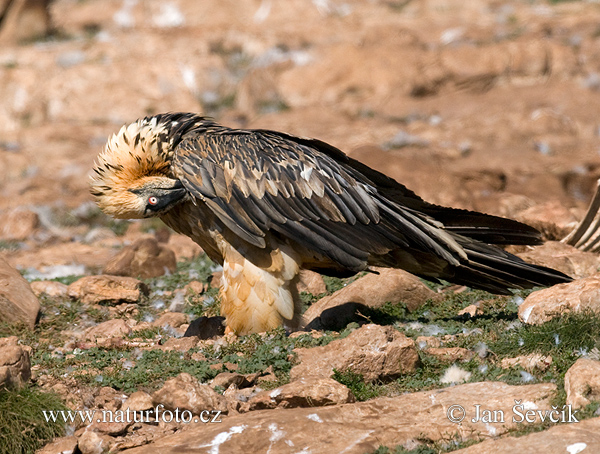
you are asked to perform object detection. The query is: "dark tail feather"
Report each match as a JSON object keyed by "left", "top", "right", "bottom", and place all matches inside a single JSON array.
[
  {"left": 447, "top": 240, "right": 572, "bottom": 294},
  {"left": 426, "top": 206, "right": 544, "bottom": 246}
]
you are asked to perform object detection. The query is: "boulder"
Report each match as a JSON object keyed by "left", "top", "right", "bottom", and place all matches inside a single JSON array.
[
  {"left": 0, "top": 257, "right": 40, "bottom": 328},
  {"left": 565, "top": 358, "right": 600, "bottom": 409},
  {"left": 0, "top": 336, "right": 31, "bottom": 388},
  {"left": 519, "top": 274, "right": 600, "bottom": 324}
]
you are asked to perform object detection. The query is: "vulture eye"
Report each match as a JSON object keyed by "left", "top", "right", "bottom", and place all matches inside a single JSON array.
[{"left": 148, "top": 196, "right": 159, "bottom": 205}]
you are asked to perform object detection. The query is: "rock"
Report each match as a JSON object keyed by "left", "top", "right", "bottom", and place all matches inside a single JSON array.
[
  {"left": 451, "top": 417, "right": 600, "bottom": 454},
  {"left": 0, "top": 0, "right": 51, "bottom": 45},
  {"left": 457, "top": 304, "right": 481, "bottom": 317},
  {"left": 519, "top": 274, "right": 600, "bottom": 324},
  {"left": 158, "top": 336, "right": 199, "bottom": 352},
  {"left": 303, "top": 268, "right": 437, "bottom": 331},
  {"left": 103, "top": 237, "right": 177, "bottom": 279},
  {"left": 29, "top": 280, "right": 68, "bottom": 298},
  {"left": 77, "top": 430, "right": 112, "bottom": 454},
  {"left": 247, "top": 377, "right": 355, "bottom": 411},
  {"left": 36, "top": 436, "right": 78, "bottom": 454},
  {"left": 68, "top": 275, "right": 148, "bottom": 305},
  {"left": 426, "top": 347, "right": 475, "bottom": 363},
  {"left": 290, "top": 324, "right": 418, "bottom": 382},
  {"left": 0, "top": 257, "right": 40, "bottom": 328},
  {"left": 122, "top": 391, "right": 154, "bottom": 412},
  {"left": 514, "top": 201, "right": 579, "bottom": 241},
  {"left": 0, "top": 336, "right": 31, "bottom": 388},
  {"left": 183, "top": 316, "right": 225, "bottom": 339},
  {"left": 517, "top": 242, "right": 600, "bottom": 279},
  {"left": 501, "top": 353, "right": 553, "bottom": 372},
  {"left": 297, "top": 270, "right": 327, "bottom": 295},
  {"left": 0, "top": 207, "right": 38, "bottom": 241},
  {"left": 184, "top": 280, "right": 206, "bottom": 296},
  {"left": 119, "top": 382, "right": 556, "bottom": 454},
  {"left": 167, "top": 234, "right": 203, "bottom": 262},
  {"left": 151, "top": 312, "right": 189, "bottom": 329},
  {"left": 84, "top": 319, "right": 132, "bottom": 341},
  {"left": 565, "top": 358, "right": 600, "bottom": 409},
  {"left": 152, "top": 373, "right": 228, "bottom": 415},
  {"left": 211, "top": 372, "right": 254, "bottom": 390}
]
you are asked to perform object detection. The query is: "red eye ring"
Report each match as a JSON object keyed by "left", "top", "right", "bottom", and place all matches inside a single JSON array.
[{"left": 148, "top": 196, "right": 158, "bottom": 205}]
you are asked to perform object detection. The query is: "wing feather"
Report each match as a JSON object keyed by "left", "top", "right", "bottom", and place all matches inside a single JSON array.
[{"left": 173, "top": 128, "right": 467, "bottom": 271}]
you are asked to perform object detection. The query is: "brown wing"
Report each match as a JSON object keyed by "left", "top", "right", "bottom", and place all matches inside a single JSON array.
[{"left": 172, "top": 127, "right": 467, "bottom": 273}]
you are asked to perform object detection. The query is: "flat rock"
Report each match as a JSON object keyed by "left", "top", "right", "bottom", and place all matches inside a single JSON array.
[
  {"left": 152, "top": 373, "right": 228, "bottom": 415},
  {"left": 29, "top": 280, "right": 68, "bottom": 298},
  {"left": 519, "top": 274, "right": 600, "bottom": 324},
  {"left": 452, "top": 416, "right": 600, "bottom": 454},
  {"left": 246, "top": 377, "right": 355, "bottom": 411},
  {"left": 0, "top": 256, "right": 40, "bottom": 328},
  {"left": 68, "top": 275, "right": 148, "bottom": 305},
  {"left": 290, "top": 324, "right": 418, "bottom": 382},
  {"left": 304, "top": 268, "right": 437, "bottom": 331},
  {"left": 120, "top": 382, "right": 556, "bottom": 454},
  {"left": 0, "top": 336, "right": 31, "bottom": 388},
  {"left": 103, "top": 236, "right": 177, "bottom": 279},
  {"left": 500, "top": 353, "right": 553, "bottom": 372},
  {"left": 517, "top": 241, "right": 600, "bottom": 279},
  {"left": 36, "top": 436, "right": 78, "bottom": 454},
  {"left": 84, "top": 319, "right": 133, "bottom": 341},
  {"left": 565, "top": 358, "right": 600, "bottom": 409}
]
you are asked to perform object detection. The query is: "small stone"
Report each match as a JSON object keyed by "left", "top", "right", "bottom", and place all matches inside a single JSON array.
[
  {"left": 103, "top": 236, "right": 177, "bottom": 279},
  {"left": 457, "top": 304, "right": 480, "bottom": 317},
  {"left": 0, "top": 257, "right": 40, "bottom": 329},
  {"left": 68, "top": 275, "right": 148, "bottom": 305},
  {"left": 152, "top": 373, "right": 228, "bottom": 415},
  {"left": 247, "top": 377, "right": 355, "bottom": 411},
  {"left": 565, "top": 358, "right": 600, "bottom": 409},
  {"left": 501, "top": 353, "right": 553, "bottom": 372},
  {"left": 185, "top": 280, "right": 207, "bottom": 295},
  {"left": 0, "top": 336, "right": 31, "bottom": 388},
  {"left": 29, "top": 280, "right": 69, "bottom": 299},
  {"left": 291, "top": 324, "right": 418, "bottom": 382}
]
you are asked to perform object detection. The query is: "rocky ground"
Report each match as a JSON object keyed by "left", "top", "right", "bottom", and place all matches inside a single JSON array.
[{"left": 3, "top": 0, "right": 600, "bottom": 453}]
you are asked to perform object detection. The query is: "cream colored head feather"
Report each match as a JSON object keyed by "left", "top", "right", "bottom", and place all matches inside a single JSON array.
[{"left": 91, "top": 116, "right": 175, "bottom": 218}]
